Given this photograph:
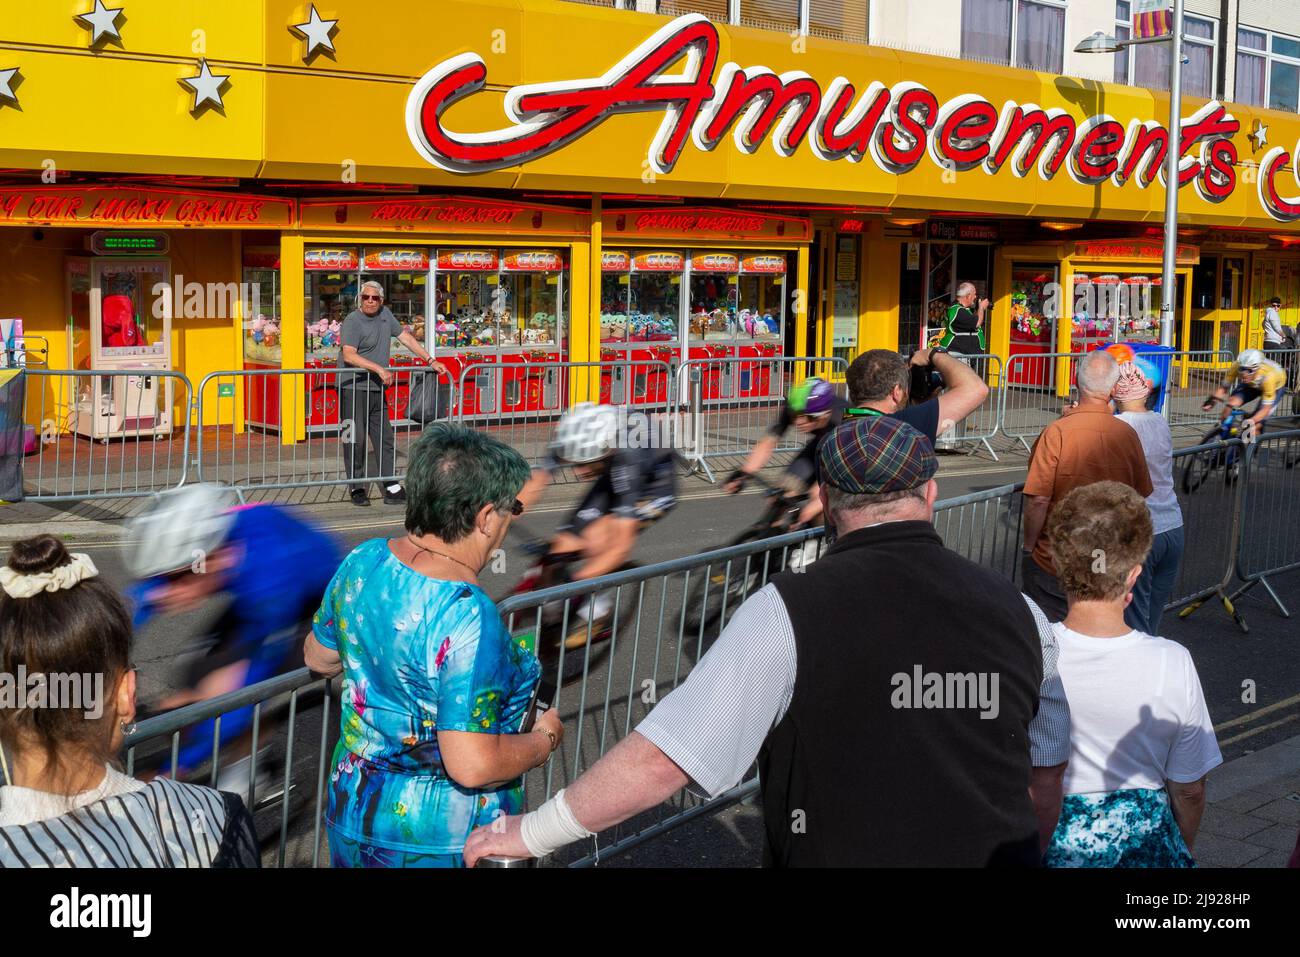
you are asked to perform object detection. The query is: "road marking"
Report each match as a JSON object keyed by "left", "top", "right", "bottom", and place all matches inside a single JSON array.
[
  {"left": 1212, "top": 692, "right": 1300, "bottom": 732},
  {"left": 1216, "top": 713, "right": 1300, "bottom": 749}
]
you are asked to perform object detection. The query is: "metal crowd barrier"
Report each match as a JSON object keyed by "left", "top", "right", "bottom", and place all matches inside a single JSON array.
[
  {"left": 931, "top": 482, "right": 1024, "bottom": 581},
  {"left": 109, "top": 465, "right": 1300, "bottom": 865},
  {"left": 455, "top": 359, "right": 673, "bottom": 466},
  {"left": 1163, "top": 438, "right": 1247, "bottom": 615},
  {"left": 675, "top": 356, "right": 847, "bottom": 481},
  {"left": 195, "top": 366, "right": 453, "bottom": 496},
  {"left": 932, "top": 352, "right": 1002, "bottom": 460},
  {"left": 1229, "top": 426, "right": 1300, "bottom": 622},
  {"left": 18, "top": 368, "right": 192, "bottom": 502},
  {"left": 998, "top": 349, "right": 1233, "bottom": 453},
  {"left": 123, "top": 669, "right": 336, "bottom": 868}
]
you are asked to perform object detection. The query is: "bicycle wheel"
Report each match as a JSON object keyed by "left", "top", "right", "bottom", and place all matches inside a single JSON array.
[
  {"left": 682, "top": 531, "right": 772, "bottom": 634},
  {"left": 1181, "top": 426, "right": 1224, "bottom": 494},
  {"left": 1180, "top": 448, "right": 1218, "bottom": 494}
]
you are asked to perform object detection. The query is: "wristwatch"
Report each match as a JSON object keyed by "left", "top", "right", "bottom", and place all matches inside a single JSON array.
[{"left": 930, "top": 346, "right": 950, "bottom": 358}]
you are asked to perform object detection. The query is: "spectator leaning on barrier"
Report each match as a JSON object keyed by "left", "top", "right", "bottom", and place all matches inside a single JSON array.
[
  {"left": 1113, "top": 362, "right": 1184, "bottom": 636},
  {"left": 464, "top": 416, "right": 1072, "bottom": 867},
  {"left": 1042, "top": 482, "right": 1221, "bottom": 867},
  {"left": 338, "top": 279, "right": 449, "bottom": 508},
  {"left": 844, "top": 347, "right": 990, "bottom": 447},
  {"left": 1263, "top": 297, "right": 1284, "bottom": 350},
  {"left": 1021, "top": 349, "right": 1153, "bottom": 622},
  {"left": 304, "top": 423, "right": 563, "bottom": 868},
  {"left": 0, "top": 535, "right": 259, "bottom": 868}
]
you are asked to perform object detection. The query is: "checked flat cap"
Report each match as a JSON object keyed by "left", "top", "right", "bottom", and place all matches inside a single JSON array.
[{"left": 817, "top": 415, "right": 938, "bottom": 494}]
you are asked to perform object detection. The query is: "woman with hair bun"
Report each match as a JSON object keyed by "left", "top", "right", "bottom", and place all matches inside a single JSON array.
[{"left": 0, "top": 535, "right": 258, "bottom": 868}]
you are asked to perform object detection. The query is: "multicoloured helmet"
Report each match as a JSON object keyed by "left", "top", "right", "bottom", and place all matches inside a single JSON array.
[{"left": 787, "top": 377, "right": 836, "bottom": 416}]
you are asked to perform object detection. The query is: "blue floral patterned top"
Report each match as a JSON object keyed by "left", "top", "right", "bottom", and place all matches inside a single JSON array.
[{"left": 312, "top": 538, "right": 540, "bottom": 855}]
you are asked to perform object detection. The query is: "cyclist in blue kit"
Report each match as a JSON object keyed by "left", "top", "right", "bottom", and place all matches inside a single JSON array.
[{"left": 125, "top": 484, "right": 342, "bottom": 789}]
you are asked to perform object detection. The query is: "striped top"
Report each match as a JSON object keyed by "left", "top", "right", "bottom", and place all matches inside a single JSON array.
[{"left": 0, "top": 773, "right": 259, "bottom": 868}]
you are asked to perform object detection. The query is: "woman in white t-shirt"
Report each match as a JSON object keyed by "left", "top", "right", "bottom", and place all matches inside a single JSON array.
[
  {"left": 1113, "top": 361, "right": 1184, "bottom": 635},
  {"left": 1042, "top": 482, "right": 1222, "bottom": 867}
]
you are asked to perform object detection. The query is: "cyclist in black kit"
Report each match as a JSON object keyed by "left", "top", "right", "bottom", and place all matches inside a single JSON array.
[
  {"left": 724, "top": 377, "right": 846, "bottom": 528},
  {"left": 519, "top": 403, "right": 677, "bottom": 645}
]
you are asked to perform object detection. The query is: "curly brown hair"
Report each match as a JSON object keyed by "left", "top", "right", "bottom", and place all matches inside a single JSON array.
[{"left": 1047, "top": 481, "right": 1153, "bottom": 602}]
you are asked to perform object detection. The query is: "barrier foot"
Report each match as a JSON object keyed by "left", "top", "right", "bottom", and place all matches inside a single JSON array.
[
  {"left": 1228, "top": 576, "right": 1291, "bottom": 620},
  {"left": 981, "top": 437, "right": 999, "bottom": 462},
  {"left": 682, "top": 454, "right": 716, "bottom": 484},
  {"left": 1016, "top": 436, "right": 1032, "bottom": 455}
]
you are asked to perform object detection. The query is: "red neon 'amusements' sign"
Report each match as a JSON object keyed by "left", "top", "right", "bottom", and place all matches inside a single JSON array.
[{"left": 404, "top": 13, "right": 1300, "bottom": 222}]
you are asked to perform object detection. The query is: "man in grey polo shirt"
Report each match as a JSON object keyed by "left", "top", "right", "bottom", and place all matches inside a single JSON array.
[
  {"left": 463, "top": 417, "right": 1071, "bottom": 867},
  {"left": 339, "top": 280, "right": 447, "bottom": 506}
]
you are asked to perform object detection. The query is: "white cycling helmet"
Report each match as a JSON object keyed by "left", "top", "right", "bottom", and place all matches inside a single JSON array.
[
  {"left": 1237, "top": 348, "right": 1264, "bottom": 371},
  {"left": 124, "top": 483, "right": 240, "bottom": 579},
  {"left": 551, "top": 403, "right": 619, "bottom": 465}
]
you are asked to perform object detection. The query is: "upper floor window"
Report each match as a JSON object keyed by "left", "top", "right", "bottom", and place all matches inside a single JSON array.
[
  {"left": 1113, "top": 2, "right": 1216, "bottom": 99},
  {"left": 609, "top": 1, "right": 871, "bottom": 44},
  {"left": 658, "top": 1, "right": 731, "bottom": 21},
  {"left": 809, "top": 0, "right": 869, "bottom": 44},
  {"left": 962, "top": 0, "right": 1066, "bottom": 73},
  {"left": 1236, "top": 27, "right": 1300, "bottom": 113},
  {"left": 737, "top": 1, "right": 800, "bottom": 32}
]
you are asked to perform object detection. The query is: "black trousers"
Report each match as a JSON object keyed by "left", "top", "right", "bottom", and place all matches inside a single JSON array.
[
  {"left": 339, "top": 384, "right": 396, "bottom": 493},
  {"left": 1021, "top": 551, "right": 1068, "bottom": 623}
]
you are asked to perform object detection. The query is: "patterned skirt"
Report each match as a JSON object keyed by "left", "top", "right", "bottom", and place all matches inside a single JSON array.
[{"left": 1044, "top": 788, "right": 1196, "bottom": 868}]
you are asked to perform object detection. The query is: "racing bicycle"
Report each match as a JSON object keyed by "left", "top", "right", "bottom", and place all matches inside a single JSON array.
[
  {"left": 1181, "top": 402, "right": 1254, "bottom": 493},
  {"left": 681, "top": 474, "right": 819, "bottom": 635}
]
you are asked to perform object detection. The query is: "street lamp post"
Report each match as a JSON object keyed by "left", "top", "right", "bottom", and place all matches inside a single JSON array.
[
  {"left": 1159, "top": 0, "right": 1185, "bottom": 351},
  {"left": 1076, "top": 0, "right": 1186, "bottom": 351}
]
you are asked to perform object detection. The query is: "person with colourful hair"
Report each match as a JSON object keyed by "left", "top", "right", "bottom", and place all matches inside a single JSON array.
[{"left": 1113, "top": 359, "right": 1183, "bottom": 635}]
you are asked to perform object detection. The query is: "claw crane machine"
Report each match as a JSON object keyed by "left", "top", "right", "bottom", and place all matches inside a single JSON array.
[{"left": 68, "top": 233, "right": 174, "bottom": 441}]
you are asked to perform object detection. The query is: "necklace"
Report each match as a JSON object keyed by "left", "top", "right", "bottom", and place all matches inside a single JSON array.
[{"left": 405, "top": 536, "right": 479, "bottom": 576}]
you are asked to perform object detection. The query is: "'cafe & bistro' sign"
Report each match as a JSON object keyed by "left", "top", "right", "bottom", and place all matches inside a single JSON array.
[{"left": 406, "top": 13, "right": 1300, "bottom": 222}]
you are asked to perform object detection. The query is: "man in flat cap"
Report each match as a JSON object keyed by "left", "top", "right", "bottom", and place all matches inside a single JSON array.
[{"left": 465, "top": 417, "right": 1069, "bottom": 868}]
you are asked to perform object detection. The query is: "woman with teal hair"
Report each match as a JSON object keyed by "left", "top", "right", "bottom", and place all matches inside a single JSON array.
[{"left": 304, "top": 423, "right": 564, "bottom": 867}]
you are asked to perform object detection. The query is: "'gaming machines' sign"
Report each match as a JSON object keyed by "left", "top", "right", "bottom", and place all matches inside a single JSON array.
[{"left": 405, "top": 14, "right": 1300, "bottom": 222}]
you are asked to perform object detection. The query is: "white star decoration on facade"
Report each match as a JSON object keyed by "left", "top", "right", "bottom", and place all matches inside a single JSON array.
[
  {"left": 76, "top": 0, "right": 125, "bottom": 46},
  {"left": 181, "top": 60, "right": 230, "bottom": 112},
  {"left": 0, "top": 68, "right": 18, "bottom": 106},
  {"left": 291, "top": 5, "right": 339, "bottom": 60},
  {"left": 1250, "top": 119, "right": 1269, "bottom": 152}
]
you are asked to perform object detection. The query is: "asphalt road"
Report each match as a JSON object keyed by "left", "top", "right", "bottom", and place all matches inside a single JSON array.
[{"left": 47, "top": 445, "right": 1300, "bottom": 867}]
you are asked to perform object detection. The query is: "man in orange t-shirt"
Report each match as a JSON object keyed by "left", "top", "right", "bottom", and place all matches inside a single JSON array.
[{"left": 1021, "top": 349, "right": 1153, "bottom": 621}]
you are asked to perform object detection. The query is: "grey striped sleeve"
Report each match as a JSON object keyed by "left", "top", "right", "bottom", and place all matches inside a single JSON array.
[
  {"left": 1022, "top": 593, "right": 1072, "bottom": 767},
  {"left": 635, "top": 584, "right": 797, "bottom": 799}
]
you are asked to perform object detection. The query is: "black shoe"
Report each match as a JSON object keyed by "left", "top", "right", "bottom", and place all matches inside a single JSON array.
[
  {"left": 350, "top": 489, "right": 370, "bottom": 507},
  {"left": 383, "top": 487, "right": 407, "bottom": 505}
]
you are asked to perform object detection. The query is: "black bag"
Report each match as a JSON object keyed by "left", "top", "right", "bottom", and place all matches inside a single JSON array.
[{"left": 406, "top": 370, "right": 452, "bottom": 424}]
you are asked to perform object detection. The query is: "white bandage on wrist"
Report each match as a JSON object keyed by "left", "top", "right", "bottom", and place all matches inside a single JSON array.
[{"left": 519, "top": 789, "right": 595, "bottom": 858}]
